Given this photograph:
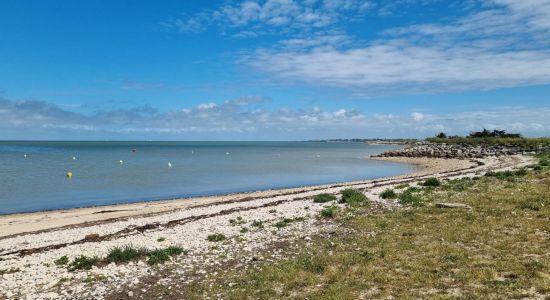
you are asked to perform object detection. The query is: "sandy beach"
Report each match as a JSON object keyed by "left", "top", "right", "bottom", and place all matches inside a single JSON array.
[{"left": 0, "top": 155, "right": 535, "bottom": 299}]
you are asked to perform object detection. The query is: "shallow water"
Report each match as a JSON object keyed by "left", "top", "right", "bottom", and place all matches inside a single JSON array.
[{"left": 0, "top": 141, "right": 414, "bottom": 214}]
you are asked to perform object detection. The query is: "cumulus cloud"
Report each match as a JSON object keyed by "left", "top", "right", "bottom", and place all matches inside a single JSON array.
[
  {"left": 243, "top": 0, "right": 550, "bottom": 94},
  {"left": 1, "top": 97, "right": 548, "bottom": 139}
]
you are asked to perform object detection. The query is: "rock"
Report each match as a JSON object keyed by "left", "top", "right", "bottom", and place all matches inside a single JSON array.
[
  {"left": 435, "top": 203, "right": 472, "bottom": 209},
  {"left": 127, "top": 291, "right": 134, "bottom": 297}
]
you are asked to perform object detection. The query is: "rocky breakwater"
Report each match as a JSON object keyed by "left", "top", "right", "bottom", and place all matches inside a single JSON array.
[{"left": 373, "top": 142, "right": 549, "bottom": 159}]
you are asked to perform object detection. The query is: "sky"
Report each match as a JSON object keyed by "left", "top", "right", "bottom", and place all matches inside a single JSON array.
[{"left": 0, "top": 0, "right": 549, "bottom": 140}]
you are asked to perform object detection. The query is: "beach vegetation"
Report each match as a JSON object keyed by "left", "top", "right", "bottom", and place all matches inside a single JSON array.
[
  {"left": 313, "top": 193, "right": 337, "bottom": 203},
  {"left": 395, "top": 183, "right": 409, "bottom": 189},
  {"left": 340, "top": 189, "right": 368, "bottom": 206},
  {"left": 147, "top": 246, "right": 186, "bottom": 266},
  {"left": 320, "top": 206, "right": 337, "bottom": 218},
  {"left": 380, "top": 188, "right": 397, "bottom": 199},
  {"left": 273, "top": 217, "right": 305, "bottom": 229},
  {"left": 422, "top": 177, "right": 441, "bottom": 187},
  {"left": 0, "top": 268, "right": 20, "bottom": 275},
  {"left": 251, "top": 220, "right": 264, "bottom": 229},
  {"left": 54, "top": 255, "right": 69, "bottom": 266},
  {"left": 68, "top": 255, "right": 100, "bottom": 271},
  {"left": 229, "top": 217, "right": 246, "bottom": 226},
  {"left": 398, "top": 189, "right": 423, "bottom": 206},
  {"left": 268, "top": 209, "right": 277, "bottom": 213},
  {"left": 106, "top": 245, "right": 149, "bottom": 264},
  {"left": 157, "top": 237, "right": 166, "bottom": 242},
  {"left": 207, "top": 233, "right": 226, "bottom": 242},
  {"left": 240, "top": 227, "right": 249, "bottom": 233}
]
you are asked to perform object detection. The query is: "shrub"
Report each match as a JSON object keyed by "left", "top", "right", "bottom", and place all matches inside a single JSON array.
[
  {"left": 380, "top": 189, "right": 397, "bottom": 199},
  {"left": 422, "top": 177, "right": 441, "bottom": 187},
  {"left": 273, "top": 217, "right": 304, "bottom": 229},
  {"left": 313, "top": 193, "right": 337, "bottom": 203},
  {"left": 539, "top": 158, "right": 549, "bottom": 167},
  {"left": 54, "top": 255, "right": 69, "bottom": 266},
  {"left": 68, "top": 255, "right": 100, "bottom": 271},
  {"left": 207, "top": 233, "right": 226, "bottom": 242},
  {"left": 340, "top": 189, "right": 368, "bottom": 206},
  {"left": 157, "top": 237, "right": 166, "bottom": 242},
  {"left": 320, "top": 206, "right": 337, "bottom": 218},
  {"left": 106, "top": 246, "right": 148, "bottom": 264}
]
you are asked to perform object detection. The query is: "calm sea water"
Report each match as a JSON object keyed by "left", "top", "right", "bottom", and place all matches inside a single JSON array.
[{"left": 0, "top": 141, "right": 414, "bottom": 214}]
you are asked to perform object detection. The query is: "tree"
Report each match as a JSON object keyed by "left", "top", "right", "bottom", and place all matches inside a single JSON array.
[{"left": 436, "top": 132, "right": 447, "bottom": 139}]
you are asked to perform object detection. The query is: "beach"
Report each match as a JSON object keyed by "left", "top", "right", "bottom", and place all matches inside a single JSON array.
[{"left": 0, "top": 155, "right": 535, "bottom": 299}]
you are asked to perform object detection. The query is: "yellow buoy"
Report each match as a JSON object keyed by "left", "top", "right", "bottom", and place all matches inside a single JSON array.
[{"left": 66, "top": 171, "right": 73, "bottom": 178}]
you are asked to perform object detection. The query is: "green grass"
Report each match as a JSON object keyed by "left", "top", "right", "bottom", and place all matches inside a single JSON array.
[
  {"left": 380, "top": 188, "right": 397, "bottom": 199},
  {"left": 313, "top": 193, "right": 337, "bottom": 203},
  {"left": 251, "top": 220, "right": 264, "bottom": 229},
  {"left": 179, "top": 164, "right": 550, "bottom": 299},
  {"left": 340, "top": 189, "right": 368, "bottom": 206},
  {"left": 106, "top": 245, "right": 149, "bottom": 264},
  {"left": 273, "top": 217, "right": 305, "bottom": 229},
  {"left": 320, "top": 205, "right": 337, "bottom": 218},
  {"left": 148, "top": 246, "right": 186, "bottom": 266},
  {"left": 54, "top": 255, "right": 69, "bottom": 266},
  {"left": 422, "top": 177, "right": 441, "bottom": 187},
  {"left": 68, "top": 255, "right": 100, "bottom": 271},
  {"left": 206, "top": 233, "right": 226, "bottom": 242},
  {"left": 398, "top": 188, "right": 424, "bottom": 206},
  {"left": 157, "top": 237, "right": 166, "bottom": 242}
]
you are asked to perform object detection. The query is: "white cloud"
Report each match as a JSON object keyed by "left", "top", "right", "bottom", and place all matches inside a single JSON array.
[
  {"left": 243, "top": 0, "right": 550, "bottom": 94},
  {"left": 162, "top": 0, "right": 372, "bottom": 35},
  {"left": 411, "top": 112, "right": 424, "bottom": 122},
  {"left": 1, "top": 97, "right": 548, "bottom": 139}
]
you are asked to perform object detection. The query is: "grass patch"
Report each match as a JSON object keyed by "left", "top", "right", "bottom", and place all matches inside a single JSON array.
[
  {"left": 68, "top": 255, "right": 100, "bottom": 271},
  {"left": 398, "top": 189, "right": 424, "bottom": 206},
  {"left": 147, "top": 246, "right": 186, "bottom": 266},
  {"left": 251, "top": 220, "right": 264, "bottom": 229},
  {"left": 422, "top": 177, "right": 441, "bottom": 187},
  {"left": 240, "top": 227, "right": 249, "bottom": 233},
  {"left": 206, "top": 233, "right": 226, "bottom": 242},
  {"left": 106, "top": 245, "right": 149, "bottom": 264},
  {"left": 273, "top": 217, "right": 305, "bottom": 229},
  {"left": 229, "top": 216, "right": 246, "bottom": 226},
  {"left": 340, "top": 189, "right": 368, "bottom": 206},
  {"left": 320, "top": 205, "right": 337, "bottom": 218},
  {"left": 380, "top": 188, "right": 397, "bottom": 199},
  {"left": 157, "top": 237, "right": 166, "bottom": 242},
  {"left": 313, "top": 193, "right": 337, "bottom": 203},
  {"left": 54, "top": 255, "right": 69, "bottom": 266}
]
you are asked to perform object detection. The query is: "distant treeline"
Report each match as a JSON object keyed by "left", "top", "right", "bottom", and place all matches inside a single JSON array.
[{"left": 427, "top": 129, "right": 550, "bottom": 146}]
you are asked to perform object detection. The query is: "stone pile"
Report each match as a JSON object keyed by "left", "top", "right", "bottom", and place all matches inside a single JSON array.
[{"left": 373, "top": 142, "right": 549, "bottom": 159}]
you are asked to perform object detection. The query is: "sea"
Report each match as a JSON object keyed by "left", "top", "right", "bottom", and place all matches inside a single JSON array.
[{"left": 0, "top": 141, "right": 415, "bottom": 214}]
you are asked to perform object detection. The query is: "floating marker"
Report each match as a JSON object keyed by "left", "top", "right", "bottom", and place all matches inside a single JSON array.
[
  {"left": 23, "top": 154, "right": 27, "bottom": 158},
  {"left": 72, "top": 156, "right": 76, "bottom": 161},
  {"left": 66, "top": 171, "right": 73, "bottom": 178},
  {"left": 168, "top": 162, "right": 172, "bottom": 168},
  {"left": 119, "top": 160, "right": 124, "bottom": 164},
  {"left": 316, "top": 154, "right": 321, "bottom": 158},
  {"left": 191, "top": 150, "right": 194, "bottom": 154},
  {"left": 132, "top": 149, "right": 137, "bottom": 153},
  {"left": 226, "top": 152, "right": 230, "bottom": 155}
]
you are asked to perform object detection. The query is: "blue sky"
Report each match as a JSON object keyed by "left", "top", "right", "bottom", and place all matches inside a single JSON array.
[{"left": 0, "top": 0, "right": 549, "bottom": 140}]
